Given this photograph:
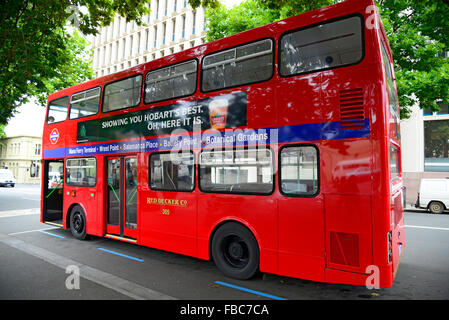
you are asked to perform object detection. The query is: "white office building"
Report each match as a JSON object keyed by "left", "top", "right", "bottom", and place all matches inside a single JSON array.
[{"left": 92, "top": 0, "right": 207, "bottom": 78}]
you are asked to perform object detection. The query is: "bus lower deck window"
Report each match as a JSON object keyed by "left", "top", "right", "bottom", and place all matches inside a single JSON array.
[
  {"left": 149, "top": 152, "right": 195, "bottom": 191},
  {"left": 280, "top": 146, "right": 318, "bottom": 196},
  {"left": 66, "top": 157, "right": 97, "bottom": 187},
  {"left": 199, "top": 148, "right": 274, "bottom": 195}
]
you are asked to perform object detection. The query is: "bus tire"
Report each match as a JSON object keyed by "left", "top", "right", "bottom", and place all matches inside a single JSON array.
[
  {"left": 69, "top": 205, "right": 87, "bottom": 240},
  {"left": 211, "top": 222, "right": 259, "bottom": 280},
  {"left": 428, "top": 201, "right": 445, "bottom": 214}
]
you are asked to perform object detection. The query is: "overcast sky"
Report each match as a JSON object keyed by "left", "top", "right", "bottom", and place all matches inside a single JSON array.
[
  {"left": 4, "top": 100, "right": 45, "bottom": 137},
  {"left": 4, "top": 0, "right": 245, "bottom": 138}
]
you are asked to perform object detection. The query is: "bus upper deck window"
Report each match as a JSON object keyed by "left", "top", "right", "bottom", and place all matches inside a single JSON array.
[
  {"left": 47, "top": 96, "right": 69, "bottom": 124},
  {"left": 70, "top": 87, "right": 101, "bottom": 119},
  {"left": 279, "top": 15, "right": 363, "bottom": 76},
  {"left": 201, "top": 39, "right": 273, "bottom": 92},
  {"left": 103, "top": 75, "right": 142, "bottom": 112},
  {"left": 145, "top": 60, "right": 197, "bottom": 104}
]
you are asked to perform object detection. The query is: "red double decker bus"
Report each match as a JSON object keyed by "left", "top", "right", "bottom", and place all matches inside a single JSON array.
[{"left": 41, "top": 0, "right": 404, "bottom": 288}]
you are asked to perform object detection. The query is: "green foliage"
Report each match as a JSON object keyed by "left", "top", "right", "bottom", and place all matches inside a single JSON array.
[
  {"left": 0, "top": 124, "right": 6, "bottom": 139},
  {"left": 205, "top": 0, "right": 449, "bottom": 119},
  {"left": 259, "top": 0, "right": 337, "bottom": 19},
  {"left": 33, "top": 31, "right": 94, "bottom": 108},
  {"left": 378, "top": 0, "right": 449, "bottom": 118},
  {"left": 205, "top": 0, "right": 281, "bottom": 42}
]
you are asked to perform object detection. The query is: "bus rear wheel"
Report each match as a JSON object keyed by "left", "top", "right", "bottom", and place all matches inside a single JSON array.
[
  {"left": 70, "top": 205, "right": 87, "bottom": 240},
  {"left": 211, "top": 222, "right": 259, "bottom": 280}
]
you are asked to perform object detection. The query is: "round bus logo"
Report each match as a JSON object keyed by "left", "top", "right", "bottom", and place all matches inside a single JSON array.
[{"left": 50, "top": 128, "right": 60, "bottom": 144}]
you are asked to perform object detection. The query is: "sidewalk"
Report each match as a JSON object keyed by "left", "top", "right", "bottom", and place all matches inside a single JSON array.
[
  {"left": 405, "top": 203, "right": 427, "bottom": 213},
  {"left": 0, "top": 208, "right": 40, "bottom": 218}
]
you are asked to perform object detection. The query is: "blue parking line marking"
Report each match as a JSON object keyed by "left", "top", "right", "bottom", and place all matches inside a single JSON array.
[
  {"left": 38, "top": 230, "right": 65, "bottom": 239},
  {"left": 97, "top": 248, "right": 144, "bottom": 262},
  {"left": 215, "top": 281, "right": 288, "bottom": 300}
]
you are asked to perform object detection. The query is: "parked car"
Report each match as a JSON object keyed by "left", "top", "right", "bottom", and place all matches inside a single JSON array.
[
  {"left": 0, "top": 169, "right": 16, "bottom": 187},
  {"left": 415, "top": 178, "right": 449, "bottom": 214}
]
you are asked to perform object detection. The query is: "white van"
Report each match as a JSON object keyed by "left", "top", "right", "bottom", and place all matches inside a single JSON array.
[
  {"left": 415, "top": 179, "right": 449, "bottom": 214},
  {"left": 0, "top": 169, "right": 16, "bottom": 187}
]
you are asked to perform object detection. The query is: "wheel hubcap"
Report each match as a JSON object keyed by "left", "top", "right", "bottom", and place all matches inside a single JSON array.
[
  {"left": 222, "top": 235, "right": 249, "bottom": 268},
  {"left": 73, "top": 212, "right": 84, "bottom": 233}
]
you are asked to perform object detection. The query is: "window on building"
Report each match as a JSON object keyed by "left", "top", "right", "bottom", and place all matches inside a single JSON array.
[
  {"left": 280, "top": 146, "right": 319, "bottom": 196},
  {"left": 108, "top": 43, "right": 112, "bottom": 63},
  {"left": 115, "top": 40, "right": 119, "bottom": 61},
  {"left": 103, "top": 75, "right": 142, "bottom": 112},
  {"left": 202, "top": 39, "right": 273, "bottom": 92},
  {"left": 47, "top": 96, "right": 69, "bottom": 124},
  {"left": 182, "top": 14, "right": 186, "bottom": 38},
  {"left": 144, "top": 59, "right": 197, "bottom": 103},
  {"left": 192, "top": 10, "right": 196, "bottom": 34},
  {"left": 146, "top": 29, "right": 150, "bottom": 50},
  {"left": 121, "top": 38, "right": 126, "bottom": 59},
  {"left": 66, "top": 157, "right": 97, "bottom": 187},
  {"left": 35, "top": 144, "right": 41, "bottom": 156},
  {"left": 149, "top": 152, "right": 195, "bottom": 191},
  {"left": 423, "top": 108, "right": 433, "bottom": 116},
  {"left": 30, "top": 161, "right": 39, "bottom": 178},
  {"left": 137, "top": 32, "right": 141, "bottom": 54},
  {"left": 279, "top": 15, "right": 363, "bottom": 76},
  {"left": 437, "top": 102, "right": 449, "bottom": 115},
  {"left": 424, "top": 119, "right": 449, "bottom": 171},
  {"left": 69, "top": 87, "right": 101, "bottom": 119},
  {"left": 199, "top": 148, "right": 274, "bottom": 195}
]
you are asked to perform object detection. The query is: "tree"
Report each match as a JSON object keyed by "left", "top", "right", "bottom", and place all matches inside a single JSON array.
[
  {"left": 205, "top": 0, "right": 449, "bottom": 119},
  {"left": 378, "top": 0, "right": 449, "bottom": 118},
  {"left": 0, "top": 0, "right": 219, "bottom": 128},
  {"left": 205, "top": 0, "right": 281, "bottom": 42}
]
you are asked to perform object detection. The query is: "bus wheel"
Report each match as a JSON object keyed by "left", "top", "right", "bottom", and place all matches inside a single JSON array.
[
  {"left": 429, "top": 201, "right": 445, "bottom": 214},
  {"left": 211, "top": 222, "right": 259, "bottom": 280},
  {"left": 70, "top": 205, "right": 87, "bottom": 240}
]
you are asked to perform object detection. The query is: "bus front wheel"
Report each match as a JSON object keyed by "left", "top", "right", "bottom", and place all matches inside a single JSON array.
[
  {"left": 69, "top": 205, "right": 87, "bottom": 240},
  {"left": 211, "top": 222, "right": 259, "bottom": 280}
]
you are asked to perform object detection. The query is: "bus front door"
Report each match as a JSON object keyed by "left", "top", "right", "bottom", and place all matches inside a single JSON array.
[
  {"left": 42, "top": 159, "right": 64, "bottom": 226},
  {"left": 106, "top": 156, "right": 138, "bottom": 240}
]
